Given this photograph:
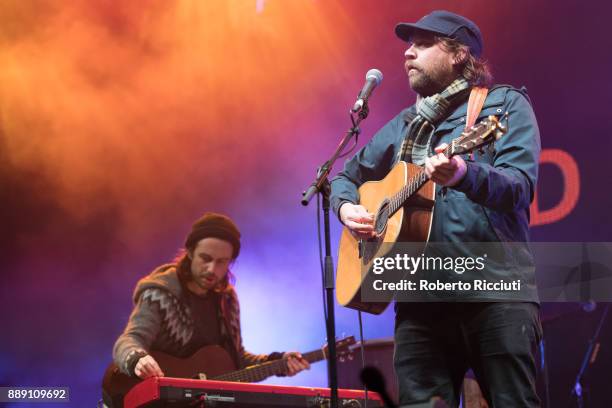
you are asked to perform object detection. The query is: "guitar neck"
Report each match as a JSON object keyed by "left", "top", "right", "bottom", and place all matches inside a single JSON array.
[
  {"left": 386, "top": 115, "right": 507, "bottom": 217},
  {"left": 388, "top": 144, "right": 455, "bottom": 216},
  {"left": 212, "top": 348, "right": 325, "bottom": 383}
]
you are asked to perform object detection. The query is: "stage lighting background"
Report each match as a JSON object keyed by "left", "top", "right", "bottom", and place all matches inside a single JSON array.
[{"left": 1, "top": 1, "right": 611, "bottom": 406}]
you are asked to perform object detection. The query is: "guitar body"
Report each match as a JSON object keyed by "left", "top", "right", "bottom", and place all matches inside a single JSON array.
[
  {"left": 336, "top": 161, "right": 436, "bottom": 314},
  {"left": 102, "top": 345, "right": 236, "bottom": 408}
]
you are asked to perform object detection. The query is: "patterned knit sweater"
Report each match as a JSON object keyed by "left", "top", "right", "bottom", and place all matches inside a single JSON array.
[{"left": 113, "top": 264, "right": 278, "bottom": 376}]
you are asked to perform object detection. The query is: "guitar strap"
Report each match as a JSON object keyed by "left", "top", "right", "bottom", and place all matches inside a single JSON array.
[
  {"left": 465, "top": 86, "right": 489, "bottom": 160},
  {"left": 465, "top": 86, "right": 489, "bottom": 129}
]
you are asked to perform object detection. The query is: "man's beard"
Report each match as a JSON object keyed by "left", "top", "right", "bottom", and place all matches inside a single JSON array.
[
  {"left": 407, "top": 63, "right": 456, "bottom": 97},
  {"left": 196, "top": 273, "right": 218, "bottom": 290}
]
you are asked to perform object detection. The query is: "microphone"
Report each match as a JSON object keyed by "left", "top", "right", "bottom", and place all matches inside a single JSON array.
[{"left": 351, "top": 69, "right": 383, "bottom": 113}]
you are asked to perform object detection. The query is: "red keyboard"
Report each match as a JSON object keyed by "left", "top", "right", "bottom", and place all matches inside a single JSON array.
[{"left": 124, "top": 377, "right": 383, "bottom": 407}]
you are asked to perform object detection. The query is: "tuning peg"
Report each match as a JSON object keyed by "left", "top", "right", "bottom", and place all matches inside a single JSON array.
[{"left": 499, "top": 112, "right": 509, "bottom": 132}]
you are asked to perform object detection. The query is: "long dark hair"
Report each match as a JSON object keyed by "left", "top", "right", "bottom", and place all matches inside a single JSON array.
[
  {"left": 173, "top": 248, "right": 236, "bottom": 293},
  {"left": 437, "top": 36, "right": 493, "bottom": 87}
]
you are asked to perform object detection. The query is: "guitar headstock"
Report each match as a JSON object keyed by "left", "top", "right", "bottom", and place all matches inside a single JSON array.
[
  {"left": 450, "top": 114, "right": 507, "bottom": 157},
  {"left": 323, "top": 336, "right": 356, "bottom": 362}
]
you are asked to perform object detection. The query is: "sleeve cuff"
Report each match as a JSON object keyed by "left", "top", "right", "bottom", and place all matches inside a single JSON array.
[
  {"left": 452, "top": 160, "right": 476, "bottom": 193},
  {"left": 267, "top": 351, "right": 283, "bottom": 361},
  {"left": 335, "top": 200, "right": 355, "bottom": 223},
  {"left": 126, "top": 349, "right": 149, "bottom": 377}
]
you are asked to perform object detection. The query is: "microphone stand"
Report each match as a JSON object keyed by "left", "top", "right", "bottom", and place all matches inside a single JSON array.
[
  {"left": 301, "top": 104, "right": 370, "bottom": 408},
  {"left": 570, "top": 303, "right": 609, "bottom": 407}
]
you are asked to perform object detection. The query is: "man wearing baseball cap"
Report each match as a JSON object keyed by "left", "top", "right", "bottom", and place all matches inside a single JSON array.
[
  {"left": 106, "top": 212, "right": 309, "bottom": 407},
  {"left": 331, "top": 10, "right": 541, "bottom": 407}
]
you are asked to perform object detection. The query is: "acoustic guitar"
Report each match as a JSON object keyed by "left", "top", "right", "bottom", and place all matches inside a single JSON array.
[
  {"left": 102, "top": 336, "right": 355, "bottom": 407},
  {"left": 336, "top": 115, "right": 507, "bottom": 314}
]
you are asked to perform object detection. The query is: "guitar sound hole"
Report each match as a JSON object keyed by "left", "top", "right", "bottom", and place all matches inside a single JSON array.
[{"left": 375, "top": 200, "right": 390, "bottom": 235}]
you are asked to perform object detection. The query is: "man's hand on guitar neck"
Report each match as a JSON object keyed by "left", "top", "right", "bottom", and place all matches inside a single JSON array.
[
  {"left": 339, "top": 203, "right": 376, "bottom": 239},
  {"left": 135, "top": 354, "right": 165, "bottom": 379},
  {"left": 283, "top": 352, "right": 310, "bottom": 376},
  {"left": 424, "top": 143, "right": 467, "bottom": 187}
]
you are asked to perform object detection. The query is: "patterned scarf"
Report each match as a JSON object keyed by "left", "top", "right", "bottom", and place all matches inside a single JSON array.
[{"left": 398, "top": 77, "right": 470, "bottom": 165}]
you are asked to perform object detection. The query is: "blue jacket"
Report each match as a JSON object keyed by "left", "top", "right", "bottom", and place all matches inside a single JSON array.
[{"left": 330, "top": 85, "right": 541, "bottom": 302}]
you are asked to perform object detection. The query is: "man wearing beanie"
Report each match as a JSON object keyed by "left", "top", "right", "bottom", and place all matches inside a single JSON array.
[
  {"left": 331, "top": 10, "right": 541, "bottom": 407},
  {"left": 108, "top": 212, "right": 309, "bottom": 405}
]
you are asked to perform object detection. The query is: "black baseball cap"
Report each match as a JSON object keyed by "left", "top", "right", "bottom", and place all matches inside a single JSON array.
[{"left": 395, "top": 10, "right": 484, "bottom": 57}]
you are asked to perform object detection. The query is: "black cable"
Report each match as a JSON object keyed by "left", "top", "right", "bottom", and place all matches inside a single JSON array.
[
  {"left": 358, "top": 310, "right": 368, "bottom": 408},
  {"left": 540, "top": 339, "right": 551, "bottom": 408},
  {"left": 317, "top": 193, "right": 327, "bottom": 319},
  {"left": 338, "top": 135, "right": 359, "bottom": 159},
  {"left": 337, "top": 112, "right": 361, "bottom": 159}
]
